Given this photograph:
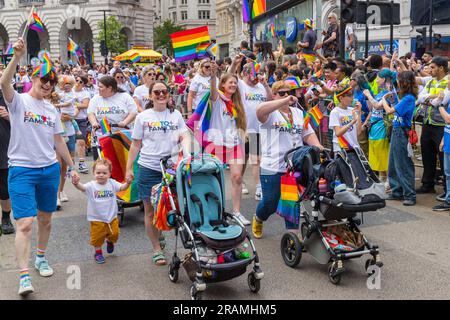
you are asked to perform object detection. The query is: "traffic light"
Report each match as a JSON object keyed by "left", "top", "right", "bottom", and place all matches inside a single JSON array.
[
  {"left": 416, "top": 27, "right": 427, "bottom": 50},
  {"left": 341, "top": 0, "right": 357, "bottom": 24},
  {"left": 100, "top": 40, "right": 108, "bottom": 57}
]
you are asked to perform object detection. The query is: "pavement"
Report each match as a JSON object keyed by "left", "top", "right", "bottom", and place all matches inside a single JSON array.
[{"left": 1, "top": 159, "right": 450, "bottom": 300}]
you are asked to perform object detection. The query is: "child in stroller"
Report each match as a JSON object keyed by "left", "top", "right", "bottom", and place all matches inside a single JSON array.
[
  {"left": 280, "top": 146, "right": 384, "bottom": 285},
  {"left": 157, "top": 153, "right": 264, "bottom": 300}
]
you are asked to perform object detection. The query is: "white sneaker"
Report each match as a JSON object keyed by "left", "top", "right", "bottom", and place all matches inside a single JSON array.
[
  {"left": 233, "top": 212, "right": 251, "bottom": 226},
  {"left": 35, "top": 259, "right": 54, "bottom": 277},
  {"left": 255, "top": 185, "right": 262, "bottom": 201},
  {"left": 242, "top": 183, "right": 249, "bottom": 195},
  {"left": 18, "top": 277, "right": 34, "bottom": 296},
  {"left": 60, "top": 192, "right": 69, "bottom": 202}
]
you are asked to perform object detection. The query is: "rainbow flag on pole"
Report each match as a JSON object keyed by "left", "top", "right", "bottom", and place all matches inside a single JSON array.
[
  {"left": 308, "top": 105, "right": 324, "bottom": 129},
  {"left": 29, "top": 12, "right": 44, "bottom": 33},
  {"left": 242, "top": 0, "right": 251, "bottom": 23},
  {"left": 186, "top": 91, "right": 212, "bottom": 147},
  {"left": 170, "top": 26, "right": 211, "bottom": 62},
  {"left": 252, "top": 0, "right": 266, "bottom": 18}
]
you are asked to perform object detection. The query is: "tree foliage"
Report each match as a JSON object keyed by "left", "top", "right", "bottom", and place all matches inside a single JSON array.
[
  {"left": 96, "top": 16, "right": 127, "bottom": 56},
  {"left": 153, "top": 20, "right": 185, "bottom": 56}
]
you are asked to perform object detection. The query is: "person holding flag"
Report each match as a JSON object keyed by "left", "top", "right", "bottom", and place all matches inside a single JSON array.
[
  {"left": 253, "top": 81, "right": 322, "bottom": 239},
  {"left": 329, "top": 85, "right": 363, "bottom": 153},
  {"left": 0, "top": 37, "right": 79, "bottom": 296}
]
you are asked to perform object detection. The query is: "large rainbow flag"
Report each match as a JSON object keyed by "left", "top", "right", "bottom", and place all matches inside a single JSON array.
[
  {"left": 252, "top": 0, "right": 266, "bottom": 18},
  {"left": 99, "top": 130, "right": 140, "bottom": 203},
  {"left": 170, "top": 26, "right": 211, "bottom": 62},
  {"left": 242, "top": 0, "right": 251, "bottom": 23}
]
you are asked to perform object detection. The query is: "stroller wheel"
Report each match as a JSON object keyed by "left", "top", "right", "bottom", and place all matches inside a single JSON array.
[
  {"left": 169, "top": 262, "right": 179, "bottom": 283},
  {"left": 280, "top": 233, "right": 303, "bottom": 268},
  {"left": 328, "top": 263, "right": 342, "bottom": 285},
  {"left": 248, "top": 272, "right": 261, "bottom": 293},
  {"left": 190, "top": 284, "right": 202, "bottom": 300}
]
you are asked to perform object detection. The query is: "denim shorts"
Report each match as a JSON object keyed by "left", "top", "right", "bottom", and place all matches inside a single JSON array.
[
  {"left": 137, "top": 165, "right": 162, "bottom": 202},
  {"left": 66, "top": 135, "right": 76, "bottom": 153},
  {"left": 8, "top": 163, "right": 60, "bottom": 219}
]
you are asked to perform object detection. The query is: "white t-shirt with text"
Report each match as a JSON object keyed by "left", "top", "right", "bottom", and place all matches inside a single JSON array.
[
  {"left": 84, "top": 179, "right": 122, "bottom": 223},
  {"left": 238, "top": 79, "right": 268, "bottom": 133},
  {"left": 329, "top": 106, "right": 360, "bottom": 152}
]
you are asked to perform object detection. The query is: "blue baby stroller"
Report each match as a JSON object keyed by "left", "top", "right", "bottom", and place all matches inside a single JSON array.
[{"left": 161, "top": 154, "right": 264, "bottom": 300}]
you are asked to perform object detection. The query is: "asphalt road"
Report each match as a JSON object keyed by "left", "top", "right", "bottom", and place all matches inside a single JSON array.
[{"left": 1, "top": 159, "right": 450, "bottom": 300}]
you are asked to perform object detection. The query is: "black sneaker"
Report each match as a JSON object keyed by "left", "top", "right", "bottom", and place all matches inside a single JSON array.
[
  {"left": 1, "top": 219, "right": 15, "bottom": 234},
  {"left": 436, "top": 193, "right": 446, "bottom": 202},
  {"left": 432, "top": 202, "right": 450, "bottom": 211},
  {"left": 415, "top": 186, "right": 435, "bottom": 194}
]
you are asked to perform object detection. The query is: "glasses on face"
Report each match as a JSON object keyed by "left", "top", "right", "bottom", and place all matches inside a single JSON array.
[
  {"left": 40, "top": 77, "right": 57, "bottom": 87},
  {"left": 147, "top": 73, "right": 156, "bottom": 76},
  {"left": 276, "top": 91, "right": 290, "bottom": 97},
  {"left": 152, "top": 89, "right": 168, "bottom": 96},
  {"left": 76, "top": 80, "right": 83, "bottom": 84},
  {"left": 116, "top": 76, "right": 124, "bottom": 80},
  {"left": 203, "top": 65, "right": 211, "bottom": 69}
]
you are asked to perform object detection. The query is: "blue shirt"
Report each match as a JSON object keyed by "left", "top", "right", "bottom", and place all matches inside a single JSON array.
[
  {"left": 130, "top": 75, "right": 139, "bottom": 86},
  {"left": 443, "top": 105, "right": 450, "bottom": 154},
  {"left": 353, "top": 89, "right": 369, "bottom": 122},
  {"left": 393, "top": 94, "right": 416, "bottom": 128}
]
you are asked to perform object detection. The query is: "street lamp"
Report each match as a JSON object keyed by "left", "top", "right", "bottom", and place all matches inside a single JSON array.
[{"left": 98, "top": 9, "right": 112, "bottom": 65}]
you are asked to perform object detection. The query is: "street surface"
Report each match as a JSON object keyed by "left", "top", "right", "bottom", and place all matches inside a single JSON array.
[{"left": 1, "top": 159, "right": 450, "bottom": 300}]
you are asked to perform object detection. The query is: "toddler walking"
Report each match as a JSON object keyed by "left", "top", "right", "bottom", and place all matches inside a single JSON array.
[{"left": 72, "top": 159, "right": 130, "bottom": 263}]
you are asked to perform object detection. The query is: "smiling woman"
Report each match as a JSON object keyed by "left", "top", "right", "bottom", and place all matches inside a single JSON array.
[{"left": 0, "top": 37, "right": 79, "bottom": 297}]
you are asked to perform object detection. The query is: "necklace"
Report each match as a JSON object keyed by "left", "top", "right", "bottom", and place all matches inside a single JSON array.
[{"left": 279, "top": 109, "right": 294, "bottom": 130}]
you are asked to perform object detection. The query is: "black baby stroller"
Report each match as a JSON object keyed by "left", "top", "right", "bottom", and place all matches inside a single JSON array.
[
  {"left": 280, "top": 146, "right": 385, "bottom": 285},
  {"left": 159, "top": 154, "right": 264, "bottom": 300}
]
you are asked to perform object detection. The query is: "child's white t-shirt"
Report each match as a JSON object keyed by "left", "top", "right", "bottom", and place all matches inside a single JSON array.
[
  {"left": 84, "top": 179, "right": 122, "bottom": 223},
  {"left": 329, "top": 106, "right": 360, "bottom": 152}
]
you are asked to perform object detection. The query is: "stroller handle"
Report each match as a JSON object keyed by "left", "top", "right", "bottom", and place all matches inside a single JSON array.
[{"left": 283, "top": 146, "right": 332, "bottom": 165}]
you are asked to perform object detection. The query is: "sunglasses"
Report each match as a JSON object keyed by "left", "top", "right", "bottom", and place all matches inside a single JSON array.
[
  {"left": 116, "top": 76, "right": 124, "bottom": 79},
  {"left": 276, "top": 91, "right": 290, "bottom": 97},
  {"left": 76, "top": 80, "right": 84, "bottom": 84},
  {"left": 40, "top": 77, "right": 57, "bottom": 86},
  {"left": 152, "top": 89, "right": 169, "bottom": 96},
  {"left": 203, "top": 66, "right": 211, "bottom": 69},
  {"left": 147, "top": 73, "right": 156, "bottom": 76}
]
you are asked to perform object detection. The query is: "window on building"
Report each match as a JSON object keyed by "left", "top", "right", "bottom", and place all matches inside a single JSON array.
[
  {"left": 198, "top": 0, "right": 210, "bottom": 4},
  {"left": 172, "top": 12, "right": 177, "bottom": 22},
  {"left": 198, "top": 10, "right": 210, "bottom": 20},
  {"left": 181, "top": 11, "right": 188, "bottom": 20},
  {"left": 172, "top": 0, "right": 176, "bottom": 6},
  {"left": 181, "top": 0, "right": 187, "bottom": 4}
]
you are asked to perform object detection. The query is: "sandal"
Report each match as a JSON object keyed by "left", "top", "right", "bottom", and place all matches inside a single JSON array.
[
  {"left": 159, "top": 234, "right": 166, "bottom": 250},
  {"left": 152, "top": 251, "right": 167, "bottom": 266}
]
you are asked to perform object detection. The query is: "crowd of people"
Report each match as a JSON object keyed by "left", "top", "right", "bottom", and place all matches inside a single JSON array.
[{"left": 1, "top": 16, "right": 450, "bottom": 296}]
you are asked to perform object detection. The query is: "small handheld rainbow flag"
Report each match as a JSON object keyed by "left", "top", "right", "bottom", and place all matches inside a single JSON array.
[
  {"left": 196, "top": 43, "right": 210, "bottom": 59},
  {"left": 186, "top": 91, "right": 212, "bottom": 148},
  {"left": 130, "top": 53, "right": 141, "bottom": 63},
  {"left": 206, "top": 42, "right": 218, "bottom": 60},
  {"left": 308, "top": 105, "right": 324, "bottom": 129},
  {"left": 29, "top": 12, "right": 44, "bottom": 33},
  {"left": 185, "top": 157, "right": 192, "bottom": 187},
  {"left": 171, "top": 26, "right": 211, "bottom": 62},
  {"left": 32, "top": 51, "right": 53, "bottom": 77},
  {"left": 271, "top": 23, "right": 276, "bottom": 38},
  {"left": 100, "top": 117, "right": 112, "bottom": 135},
  {"left": 338, "top": 135, "right": 353, "bottom": 150},
  {"left": 5, "top": 43, "right": 13, "bottom": 55},
  {"left": 285, "top": 76, "right": 302, "bottom": 89}
]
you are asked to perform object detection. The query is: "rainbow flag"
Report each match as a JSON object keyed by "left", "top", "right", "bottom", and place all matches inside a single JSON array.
[
  {"left": 171, "top": 26, "right": 211, "bottom": 62},
  {"left": 252, "top": 0, "right": 266, "bottom": 18},
  {"left": 130, "top": 53, "right": 141, "bottom": 63},
  {"left": 338, "top": 135, "right": 353, "bottom": 150},
  {"left": 99, "top": 130, "right": 140, "bottom": 203},
  {"left": 276, "top": 174, "right": 300, "bottom": 225},
  {"left": 29, "top": 12, "right": 44, "bottom": 33},
  {"left": 186, "top": 91, "right": 212, "bottom": 147},
  {"left": 314, "top": 69, "right": 323, "bottom": 79},
  {"left": 32, "top": 52, "right": 53, "bottom": 77},
  {"left": 308, "top": 105, "right": 324, "bottom": 129},
  {"left": 100, "top": 117, "right": 111, "bottom": 135},
  {"left": 68, "top": 37, "right": 78, "bottom": 55},
  {"left": 271, "top": 23, "right": 276, "bottom": 38},
  {"left": 242, "top": 0, "right": 251, "bottom": 23},
  {"left": 185, "top": 157, "right": 192, "bottom": 187},
  {"left": 5, "top": 43, "right": 13, "bottom": 55},
  {"left": 285, "top": 76, "right": 302, "bottom": 89},
  {"left": 304, "top": 113, "right": 311, "bottom": 129},
  {"left": 196, "top": 43, "right": 210, "bottom": 59}
]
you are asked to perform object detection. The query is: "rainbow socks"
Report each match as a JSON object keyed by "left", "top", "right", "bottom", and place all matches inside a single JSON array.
[
  {"left": 36, "top": 248, "right": 46, "bottom": 264},
  {"left": 20, "top": 268, "right": 30, "bottom": 280}
]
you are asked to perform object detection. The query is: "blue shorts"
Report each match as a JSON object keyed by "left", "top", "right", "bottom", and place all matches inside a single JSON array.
[
  {"left": 8, "top": 163, "right": 60, "bottom": 219},
  {"left": 66, "top": 135, "right": 76, "bottom": 153},
  {"left": 137, "top": 165, "right": 162, "bottom": 202}
]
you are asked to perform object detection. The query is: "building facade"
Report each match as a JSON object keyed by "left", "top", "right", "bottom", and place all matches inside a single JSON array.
[
  {"left": 215, "top": 0, "right": 248, "bottom": 59},
  {"left": 0, "top": 0, "right": 154, "bottom": 65},
  {"left": 152, "top": 0, "right": 216, "bottom": 40}
]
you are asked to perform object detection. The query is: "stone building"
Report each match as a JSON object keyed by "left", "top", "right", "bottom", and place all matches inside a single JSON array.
[{"left": 0, "top": 0, "right": 154, "bottom": 65}]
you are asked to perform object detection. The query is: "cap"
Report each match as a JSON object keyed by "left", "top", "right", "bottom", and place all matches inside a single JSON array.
[{"left": 303, "top": 18, "right": 314, "bottom": 29}]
